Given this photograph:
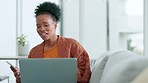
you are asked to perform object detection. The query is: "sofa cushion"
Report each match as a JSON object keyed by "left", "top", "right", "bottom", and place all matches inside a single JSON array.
[
  {"left": 131, "top": 67, "right": 148, "bottom": 83},
  {"left": 100, "top": 51, "right": 139, "bottom": 83},
  {"left": 89, "top": 52, "right": 111, "bottom": 83},
  {"left": 101, "top": 56, "right": 148, "bottom": 83}
]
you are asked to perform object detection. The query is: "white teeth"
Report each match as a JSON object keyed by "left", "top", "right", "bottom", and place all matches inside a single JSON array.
[
  {"left": 41, "top": 33, "right": 46, "bottom": 36},
  {"left": 41, "top": 32, "right": 48, "bottom": 36}
]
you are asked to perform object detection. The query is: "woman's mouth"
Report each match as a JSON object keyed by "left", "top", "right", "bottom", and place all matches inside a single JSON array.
[{"left": 40, "top": 32, "right": 48, "bottom": 38}]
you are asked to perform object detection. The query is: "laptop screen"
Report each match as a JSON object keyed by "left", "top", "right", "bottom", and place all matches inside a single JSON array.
[{"left": 19, "top": 58, "right": 77, "bottom": 83}]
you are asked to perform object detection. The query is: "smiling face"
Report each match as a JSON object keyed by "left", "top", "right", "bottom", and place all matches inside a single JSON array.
[{"left": 36, "top": 14, "right": 57, "bottom": 41}]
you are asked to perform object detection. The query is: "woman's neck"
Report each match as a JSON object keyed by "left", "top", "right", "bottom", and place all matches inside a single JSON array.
[{"left": 44, "top": 35, "right": 58, "bottom": 48}]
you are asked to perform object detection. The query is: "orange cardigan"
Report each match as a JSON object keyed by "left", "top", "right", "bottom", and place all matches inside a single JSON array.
[{"left": 28, "top": 35, "right": 91, "bottom": 83}]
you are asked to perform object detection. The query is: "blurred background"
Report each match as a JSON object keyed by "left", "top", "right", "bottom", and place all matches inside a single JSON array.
[{"left": 0, "top": 0, "right": 146, "bottom": 83}]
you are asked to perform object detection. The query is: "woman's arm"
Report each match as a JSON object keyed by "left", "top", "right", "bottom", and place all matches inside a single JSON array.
[{"left": 77, "top": 51, "right": 91, "bottom": 83}]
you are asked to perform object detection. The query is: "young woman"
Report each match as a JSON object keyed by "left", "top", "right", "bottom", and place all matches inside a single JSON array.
[{"left": 11, "top": 2, "right": 91, "bottom": 83}]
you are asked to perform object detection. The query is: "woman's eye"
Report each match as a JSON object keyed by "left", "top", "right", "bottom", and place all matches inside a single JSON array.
[
  {"left": 37, "top": 26, "right": 40, "bottom": 28},
  {"left": 36, "top": 24, "right": 41, "bottom": 28},
  {"left": 44, "top": 25, "right": 49, "bottom": 27}
]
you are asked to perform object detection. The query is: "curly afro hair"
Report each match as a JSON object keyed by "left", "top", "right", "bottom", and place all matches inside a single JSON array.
[{"left": 35, "top": 1, "right": 61, "bottom": 22}]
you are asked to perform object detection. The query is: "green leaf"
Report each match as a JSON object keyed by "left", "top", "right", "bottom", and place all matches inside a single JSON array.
[{"left": 17, "top": 34, "right": 28, "bottom": 47}]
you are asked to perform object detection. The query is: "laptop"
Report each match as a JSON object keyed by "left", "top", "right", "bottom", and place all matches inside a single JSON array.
[{"left": 19, "top": 58, "right": 77, "bottom": 83}]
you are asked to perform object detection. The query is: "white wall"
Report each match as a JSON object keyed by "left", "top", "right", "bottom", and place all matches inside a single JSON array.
[
  {"left": 144, "top": 0, "right": 148, "bottom": 56},
  {"left": 109, "top": 0, "right": 126, "bottom": 52},
  {"left": 62, "top": 0, "right": 80, "bottom": 41},
  {"left": 62, "top": 0, "right": 107, "bottom": 59},
  {"left": 0, "top": 1, "right": 16, "bottom": 56}
]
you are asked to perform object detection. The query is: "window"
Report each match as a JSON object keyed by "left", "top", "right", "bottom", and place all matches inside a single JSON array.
[
  {"left": 126, "top": 0, "right": 143, "bottom": 55},
  {"left": 109, "top": 0, "right": 143, "bottom": 55}
]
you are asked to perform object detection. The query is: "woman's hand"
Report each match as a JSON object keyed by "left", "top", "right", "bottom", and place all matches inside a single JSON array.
[{"left": 10, "top": 66, "right": 21, "bottom": 83}]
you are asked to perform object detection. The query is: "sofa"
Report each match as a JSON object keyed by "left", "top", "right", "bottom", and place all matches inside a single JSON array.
[{"left": 89, "top": 51, "right": 148, "bottom": 83}]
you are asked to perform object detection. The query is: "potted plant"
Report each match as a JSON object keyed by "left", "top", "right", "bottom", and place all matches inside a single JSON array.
[{"left": 17, "top": 34, "right": 30, "bottom": 56}]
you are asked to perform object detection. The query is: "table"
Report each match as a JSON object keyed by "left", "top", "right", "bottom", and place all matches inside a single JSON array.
[
  {"left": 0, "top": 56, "right": 27, "bottom": 67},
  {"left": 0, "top": 56, "right": 27, "bottom": 83},
  {"left": 0, "top": 76, "right": 9, "bottom": 83}
]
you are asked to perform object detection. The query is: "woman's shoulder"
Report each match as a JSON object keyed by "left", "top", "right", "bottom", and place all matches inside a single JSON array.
[
  {"left": 28, "top": 41, "right": 44, "bottom": 57},
  {"left": 30, "top": 41, "right": 44, "bottom": 52},
  {"left": 59, "top": 36, "right": 80, "bottom": 45}
]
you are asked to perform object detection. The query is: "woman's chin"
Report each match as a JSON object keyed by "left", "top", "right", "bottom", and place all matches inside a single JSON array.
[{"left": 42, "top": 37, "right": 50, "bottom": 41}]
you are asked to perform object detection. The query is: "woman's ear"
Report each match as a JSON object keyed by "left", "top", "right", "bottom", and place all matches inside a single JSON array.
[{"left": 54, "top": 22, "right": 57, "bottom": 29}]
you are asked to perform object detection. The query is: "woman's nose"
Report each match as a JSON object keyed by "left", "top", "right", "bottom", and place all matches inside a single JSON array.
[{"left": 40, "top": 26, "right": 46, "bottom": 31}]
